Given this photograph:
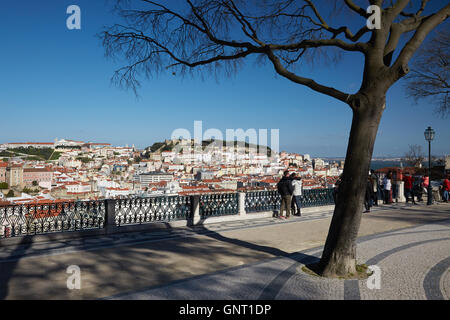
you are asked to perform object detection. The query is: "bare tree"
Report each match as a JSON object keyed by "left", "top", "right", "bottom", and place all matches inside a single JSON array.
[
  {"left": 405, "top": 29, "right": 450, "bottom": 117},
  {"left": 432, "top": 155, "right": 445, "bottom": 166},
  {"left": 403, "top": 144, "right": 425, "bottom": 167},
  {"left": 100, "top": 0, "right": 450, "bottom": 278}
]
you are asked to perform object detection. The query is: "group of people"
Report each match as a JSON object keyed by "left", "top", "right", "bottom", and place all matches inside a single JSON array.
[
  {"left": 333, "top": 170, "right": 388, "bottom": 212},
  {"left": 366, "top": 170, "right": 449, "bottom": 208},
  {"left": 276, "top": 170, "right": 450, "bottom": 219},
  {"left": 402, "top": 172, "right": 426, "bottom": 204},
  {"left": 276, "top": 171, "right": 303, "bottom": 219},
  {"left": 364, "top": 170, "right": 429, "bottom": 210}
]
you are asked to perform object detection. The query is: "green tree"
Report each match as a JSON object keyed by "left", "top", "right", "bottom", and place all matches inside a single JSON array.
[
  {"left": 6, "top": 190, "right": 14, "bottom": 198},
  {"left": 32, "top": 181, "right": 39, "bottom": 187},
  {"left": 0, "top": 182, "right": 8, "bottom": 189},
  {"left": 77, "top": 157, "right": 93, "bottom": 163},
  {"left": 101, "top": 0, "right": 449, "bottom": 277},
  {"left": 8, "top": 147, "right": 54, "bottom": 160},
  {"left": 149, "top": 142, "right": 165, "bottom": 152}
]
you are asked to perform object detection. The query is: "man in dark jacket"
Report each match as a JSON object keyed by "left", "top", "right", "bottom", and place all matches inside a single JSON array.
[{"left": 277, "top": 171, "right": 294, "bottom": 219}]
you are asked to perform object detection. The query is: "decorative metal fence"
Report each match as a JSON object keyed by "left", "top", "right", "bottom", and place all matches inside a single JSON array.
[
  {"left": 245, "top": 188, "right": 335, "bottom": 212},
  {"left": 301, "top": 188, "right": 335, "bottom": 208},
  {"left": 245, "top": 191, "right": 280, "bottom": 213},
  {"left": 199, "top": 193, "right": 239, "bottom": 218},
  {"left": 114, "top": 196, "right": 191, "bottom": 226},
  {"left": 0, "top": 200, "right": 105, "bottom": 239},
  {"left": 0, "top": 189, "right": 336, "bottom": 239}
]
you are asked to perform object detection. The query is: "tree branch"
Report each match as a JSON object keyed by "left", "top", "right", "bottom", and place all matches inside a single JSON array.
[
  {"left": 383, "top": 14, "right": 430, "bottom": 66},
  {"left": 393, "top": 4, "right": 450, "bottom": 70},
  {"left": 269, "top": 38, "right": 368, "bottom": 52},
  {"left": 344, "top": 0, "right": 369, "bottom": 18},
  {"left": 265, "top": 49, "right": 351, "bottom": 104}
]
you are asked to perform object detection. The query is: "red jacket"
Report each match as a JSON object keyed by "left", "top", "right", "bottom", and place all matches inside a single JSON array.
[
  {"left": 422, "top": 176, "right": 429, "bottom": 188},
  {"left": 444, "top": 179, "right": 450, "bottom": 191},
  {"left": 403, "top": 176, "right": 413, "bottom": 189}
]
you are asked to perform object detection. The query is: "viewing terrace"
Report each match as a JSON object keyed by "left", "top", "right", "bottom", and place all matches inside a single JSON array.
[{"left": 0, "top": 188, "right": 449, "bottom": 300}]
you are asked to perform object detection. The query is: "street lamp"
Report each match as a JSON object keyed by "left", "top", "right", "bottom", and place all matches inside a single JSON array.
[{"left": 424, "top": 126, "right": 435, "bottom": 205}]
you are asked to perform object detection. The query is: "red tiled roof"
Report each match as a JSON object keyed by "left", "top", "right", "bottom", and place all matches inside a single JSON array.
[{"left": 23, "top": 168, "right": 52, "bottom": 173}]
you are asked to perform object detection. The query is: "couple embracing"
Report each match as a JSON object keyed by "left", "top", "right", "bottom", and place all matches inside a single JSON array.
[{"left": 276, "top": 171, "right": 303, "bottom": 219}]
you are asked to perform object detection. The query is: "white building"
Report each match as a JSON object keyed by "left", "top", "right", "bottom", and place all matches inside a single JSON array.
[
  {"left": 164, "top": 181, "right": 183, "bottom": 195},
  {"left": 138, "top": 172, "right": 173, "bottom": 185},
  {"left": 64, "top": 182, "right": 91, "bottom": 194},
  {"left": 103, "top": 187, "right": 131, "bottom": 198}
]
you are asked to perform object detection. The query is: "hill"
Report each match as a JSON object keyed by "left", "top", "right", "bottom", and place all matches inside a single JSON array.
[{"left": 143, "top": 139, "right": 272, "bottom": 156}]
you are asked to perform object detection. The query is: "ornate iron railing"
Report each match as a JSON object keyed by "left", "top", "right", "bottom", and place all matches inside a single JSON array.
[
  {"left": 0, "top": 189, "right": 336, "bottom": 239},
  {"left": 115, "top": 196, "right": 191, "bottom": 226},
  {"left": 245, "top": 188, "right": 335, "bottom": 212},
  {"left": 199, "top": 193, "right": 238, "bottom": 218},
  {"left": 0, "top": 200, "right": 105, "bottom": 239},
  {"left": 301, "top": 188, "right": 335, "bottom": 207},
  {"left": 245, "top": 191, "right": 280, "bottom": 213}
]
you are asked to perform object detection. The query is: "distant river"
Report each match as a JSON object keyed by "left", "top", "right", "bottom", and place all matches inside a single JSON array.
[
  {"left": 370, "top": 161, "right": 403, "bottom": 170},
  {"left": 369, "top": 160, "right": 439, "bottom": 170}
]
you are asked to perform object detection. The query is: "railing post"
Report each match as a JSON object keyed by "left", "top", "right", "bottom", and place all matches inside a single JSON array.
[
  {"left": 238, "top": 192, "right": 246, "bottom": 216},
  {"left": 105, "top": 199, "right": 117, "bottom": 234},
  {"left": 190, "top": 195, "right": 201, "bottom": 225},
  {"left": 397, "top": 181, "right": 406, "bottom": 203}
]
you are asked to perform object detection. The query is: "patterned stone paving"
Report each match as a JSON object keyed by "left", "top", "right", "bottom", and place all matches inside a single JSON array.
[
  {"left": 107, "top": 220, "right": 450, "bottom": 300},
  {"left": 1, "top": 203, "right": 449, "bottom": 299}
]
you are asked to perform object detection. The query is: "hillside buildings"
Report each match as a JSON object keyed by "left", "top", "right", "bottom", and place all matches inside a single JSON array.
[{"left": 0, "top": 138, "right": 344, "bottom": 204}]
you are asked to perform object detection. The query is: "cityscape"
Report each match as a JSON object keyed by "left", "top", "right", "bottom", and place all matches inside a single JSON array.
[{"left": 0, "top": 138, "right": 343, "bottom": 205}]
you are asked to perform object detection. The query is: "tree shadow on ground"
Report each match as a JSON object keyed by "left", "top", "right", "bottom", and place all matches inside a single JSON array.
[
  {"left": 0, "top": 216, "right": 321, "bottom": 299},
  {"left": 0, "top": 235, "right": 34, "bottom": 300},
  {"left": 365, "top": 211, "right": 450, "bottom": 226}
]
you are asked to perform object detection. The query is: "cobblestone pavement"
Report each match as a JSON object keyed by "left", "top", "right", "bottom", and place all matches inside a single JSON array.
[
  {"left": 1, "top": 202, "right": 449, "bottom": 299},
  {"left": 106, "top": 204, "right": 450, "bottom": 300}
]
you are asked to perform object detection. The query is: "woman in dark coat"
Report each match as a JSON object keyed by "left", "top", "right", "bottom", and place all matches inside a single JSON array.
[{"left": 364, "top": 175, "right": 374, "bottom": 213}]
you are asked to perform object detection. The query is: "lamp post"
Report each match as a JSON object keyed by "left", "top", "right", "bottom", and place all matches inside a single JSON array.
[{"left": 424, "top": 126, "right": 435, "bottom": 205}]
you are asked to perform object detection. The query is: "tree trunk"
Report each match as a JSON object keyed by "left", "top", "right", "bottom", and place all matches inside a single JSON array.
[{"left": 318, "top": 91, "right": 385, "bottom": 278}]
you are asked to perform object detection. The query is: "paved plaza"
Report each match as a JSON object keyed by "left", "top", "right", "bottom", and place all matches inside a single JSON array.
[{"left": 1, "top": 202, "right": 449, "bottom": 300}]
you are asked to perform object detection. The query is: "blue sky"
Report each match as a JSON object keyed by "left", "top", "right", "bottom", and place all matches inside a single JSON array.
[{"left": 0, "top": 0, "right": 448, "bottom": 158}]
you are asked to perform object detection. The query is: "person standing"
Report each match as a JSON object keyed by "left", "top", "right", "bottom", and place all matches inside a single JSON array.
[
  {"left": 290, "top": 173, "right": 303, "bottom": 216},
  {"left": 442, "top": 175, "right": 450, "bottom": 202},
  {"left": 403, "top": 171, "right": 414, "bottom": 203},
  {"left": 364, "top": 175, "right": 374, "bottom": 213},
  {"left": 370, "top": 170, "right": 379, "bottom": 206},
  {"left": 277, "top": 171, "right": 294, "bottom": 219},
  {"left": 377, "top": 172, "right": 384, "bottom": 203},
  {"left": 383, "top": 172, "right": 392, "bottom": 204},
  {"left": 392, "top": 171, "right": 398, "bottom": 202},
  {"left": 422, "top": 174, "right": 430, "bottom": 197},
  {"left": 403, "top": 172, "right": 416, "bottom": 204},
  {"left": 422, "top": 175, "right": 429, "bottom": 188},
  {"left": 414, "top": 176, "right": 424, "bottom": 202},
  {"left": 333, "top": 175, "right": 342, "bottom": 204}
]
